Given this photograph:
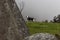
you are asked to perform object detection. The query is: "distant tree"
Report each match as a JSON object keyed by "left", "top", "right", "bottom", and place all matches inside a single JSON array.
[
  {"left": 57, "top": 14, "right": 60, "bottom": 22},
  {"left": 50, "top": 20, "right": 53, "bottom": 23},
  {"left": 53, "top": 14, "right": 60, "bottom": 23},
  {"left": 45, "top": 20, "right": 48, "bottom": 23},
  {"left": 53, "top": 16, "right": 57, "bottom": 22}
]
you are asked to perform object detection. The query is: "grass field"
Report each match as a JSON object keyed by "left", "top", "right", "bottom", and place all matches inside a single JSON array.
[{"left": 26, "top": 21, "right": 60, "bottom": 35}]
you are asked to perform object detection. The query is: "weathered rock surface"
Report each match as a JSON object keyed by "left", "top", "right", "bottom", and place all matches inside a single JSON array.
[
  {"left": 24, "top": 33, "right": 58, "bottom": 40},
  {"left": 0, "top": 0, "right": 29, "bottom": 40}
]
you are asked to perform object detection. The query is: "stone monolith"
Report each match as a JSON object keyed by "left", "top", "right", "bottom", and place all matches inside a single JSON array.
[{"left": 0, "top": 0, "right": 29, "bottom": 40}]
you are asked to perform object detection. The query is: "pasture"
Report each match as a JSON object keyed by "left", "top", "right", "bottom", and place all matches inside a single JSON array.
[{"left": 26, "top": 22, "right": 60, "bottom": 35}]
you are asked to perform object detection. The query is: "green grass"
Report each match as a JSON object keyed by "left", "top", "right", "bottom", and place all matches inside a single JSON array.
[{"left": 26, "top": 21, "right": 60, "bottom": 35}]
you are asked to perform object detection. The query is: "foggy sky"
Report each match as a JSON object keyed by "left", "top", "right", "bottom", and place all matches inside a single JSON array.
[{"left": 15, "top": 0, "right": 60, "bottom": 21}]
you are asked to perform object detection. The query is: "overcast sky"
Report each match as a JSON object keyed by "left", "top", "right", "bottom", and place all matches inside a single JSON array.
[{"left": 15, "top": 0, "right": 60, "bottom": 21}]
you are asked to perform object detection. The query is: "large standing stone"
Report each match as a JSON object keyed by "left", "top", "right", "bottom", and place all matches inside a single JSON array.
[{"left": 0, "top": 0, "right": 29, "bottom": 40}]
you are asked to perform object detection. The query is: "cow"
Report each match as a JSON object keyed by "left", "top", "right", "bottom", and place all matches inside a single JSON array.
[{"left": 26, "top": 16, "right": 35, "bottom": 21}]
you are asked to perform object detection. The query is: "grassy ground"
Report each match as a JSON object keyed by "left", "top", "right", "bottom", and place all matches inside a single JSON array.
[{"left": 26, "top": 21, "right": 60, "bottom": 35}]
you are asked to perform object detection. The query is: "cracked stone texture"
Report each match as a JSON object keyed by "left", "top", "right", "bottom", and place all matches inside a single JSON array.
[
  {"left": 24, "top": 33, "right": 58, "bottom": 40},
  {"left": 0, "top": 0, "right": 29, "bottom": 40}
]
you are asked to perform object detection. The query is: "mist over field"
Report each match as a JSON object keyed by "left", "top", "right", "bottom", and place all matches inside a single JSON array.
[{"left": 15, "top": 0, "right": 60, "bottom": 22}]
